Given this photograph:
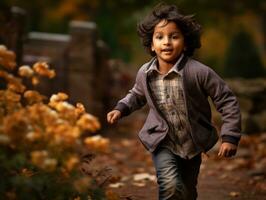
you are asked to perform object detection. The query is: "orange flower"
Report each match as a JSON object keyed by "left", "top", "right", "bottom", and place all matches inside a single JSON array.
[
  {"left": 0, "top": 71, "right": 25, "bottom": 93},
  {"left": 84, "top": 135, "right": 110, "bottom": 153},
  {"left": 77, "top": 113, "right": 101, "bottom": 132},
  {"left": 47, "top": 123, "right": 81, "bottom": 146},
  {"left": 21, "top": 168, "right": 35, "bottom": 177},
  {"left": 24, "top": 90, "right": 46, "bottom": 104},
  {"left": 73, "top": 177, "right": 91, "bottom": 193},
  {"left": 33, "top": 62, "right": 55, "bottom": 78},
  {"left": 0, "top": 134, "right": 10, "bottom": 145},
  {"left": 18, "top": 65, "right": 34, "bottom": 78},
  {"left": 7, "top": 76, "right": 26, "bottom": 93},
  {"left": 0, "top": 45, "right": 16, "bottom": 70},
  {"left": 75, "top": 103, "right": 86, "bottom": 117},
  {"left": 31, "top": 150, "right": 48, "bottom": 167},
  {"left": 5, "top": 90, "right": 21, "bottom": 102},
  {"left": 0, "top": 70, "right": 9, "bottom": 80},
  {"left": 30, "top": 150, "right": 58, "bottom": 171},
  {"left": 0, "top": 46, "right": 110, "bottom": 196},
  {"left": 65, "top": 155, "right": 80, "bottom": 171},
  {"left": 54, "top": 102, "right": 75, "bottom": 112},
  {"left": 50, "top": 92, "right": 68, "bottom": 102},
  {"left": 105, "top": 190, "right": 120, "bottom": 200},
  {"left": 26, "top": 131, "right": 42, "bottom": 142},
  {"left": 49, "top": 93, "right": 69, "bottom": 108},
  {"left": 43, "top": 158, "right": 58, "bottom": 171},
  {"left": 31, "top": 76, "right": 40, "bottom": 85}
]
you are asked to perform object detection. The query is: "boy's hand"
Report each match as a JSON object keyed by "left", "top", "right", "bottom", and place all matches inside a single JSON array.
[
  {"left": 218, "top": 142, "right": 237, "bottom": 158},
  {"left": 107, "top": 110, "right": 121, "bottom": 124}
]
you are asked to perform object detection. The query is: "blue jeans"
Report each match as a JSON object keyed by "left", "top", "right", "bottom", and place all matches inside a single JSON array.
[{"left": 152, "top": 148, "right": 201, "bottom": 200}]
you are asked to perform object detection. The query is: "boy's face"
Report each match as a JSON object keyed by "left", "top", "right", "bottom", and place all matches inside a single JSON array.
[{"left": 151, "top": 20, "right": 185, "bottom": 64}]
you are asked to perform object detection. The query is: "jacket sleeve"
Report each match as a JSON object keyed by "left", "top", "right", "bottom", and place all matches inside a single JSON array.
[
  {"left": 202, "top": 68, "right": 241, "bottom": 145},
  {"left": 114, "top": 67, "right": 147, "bottom": 117}
]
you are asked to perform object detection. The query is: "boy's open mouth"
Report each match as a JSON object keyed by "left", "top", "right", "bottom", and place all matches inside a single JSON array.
[{"left": 161, "top": 49, "right": 173, "bottom": 53}]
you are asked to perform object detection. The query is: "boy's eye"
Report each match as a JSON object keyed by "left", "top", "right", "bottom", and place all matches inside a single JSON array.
[
  {"left": 155, "top": 35, "right": 163, "bottom": 39},
  {"left": 172, "top": 35, "right": 179, "bottom": 39}
]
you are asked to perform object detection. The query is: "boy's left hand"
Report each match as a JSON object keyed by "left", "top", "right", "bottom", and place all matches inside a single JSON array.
[{"left": 218, "top": 142, "right": 237, "bottom": 158}]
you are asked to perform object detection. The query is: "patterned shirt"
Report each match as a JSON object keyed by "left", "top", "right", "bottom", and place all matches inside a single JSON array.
[{"left": 147, "top": 55, "right": 200, "bottom": 159}]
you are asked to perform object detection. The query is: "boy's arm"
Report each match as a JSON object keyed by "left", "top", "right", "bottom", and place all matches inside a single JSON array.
[
  {"left": 113, "top": 68, "right": 147, "bottom": 118},
  {"left": 202, "top": 68, "right": 241, "bottom": 146}
]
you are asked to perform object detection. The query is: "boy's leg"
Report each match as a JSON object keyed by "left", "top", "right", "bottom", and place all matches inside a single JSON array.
[
  {"left": 152, "top": 148, "right": 187, "bottom": 200},
  {"left": 180, "top": 154, "right": 202, "bottom": 200}
]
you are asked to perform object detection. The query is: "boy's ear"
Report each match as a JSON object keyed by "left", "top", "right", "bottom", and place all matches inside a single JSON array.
[{"left": 151, "top": 44, "right": 155, "bottom": 52}]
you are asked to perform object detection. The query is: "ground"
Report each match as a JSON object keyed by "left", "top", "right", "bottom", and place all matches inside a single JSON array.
[{"left": 89, "top": 113, "right": 266, "bottom": 200}]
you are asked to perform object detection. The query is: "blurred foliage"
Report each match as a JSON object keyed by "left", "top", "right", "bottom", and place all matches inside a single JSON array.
[
  {"left": 1, "top": 0, "right": 265, "bottom": 69},
  {"left": 0, "top": 45, "right": 111, "bottom": 199},
  {"left": 224, "top": 30, "right": 265, "bottom": 78}
]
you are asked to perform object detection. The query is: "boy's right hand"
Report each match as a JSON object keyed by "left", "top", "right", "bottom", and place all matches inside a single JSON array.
[{"left": 107, "top": 110, "right": 121, "bottom": 124}]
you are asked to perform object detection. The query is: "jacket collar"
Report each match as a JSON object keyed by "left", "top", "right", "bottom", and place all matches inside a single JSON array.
[{"left": 145, "top": 54, "right": 188, "bottom": 74}]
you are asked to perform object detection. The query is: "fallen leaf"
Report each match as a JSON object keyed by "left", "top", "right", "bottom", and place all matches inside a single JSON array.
[
  {"left": 132, "top": 182, "right": 146, "bottom": 187},
  {"left": 229, "top": 191, "right": 240, "bottom": 197},
  {"left": 133, "top": 173, "right": 156, "bottom": 182},
  {"left": 109, "top": 182, "right": 124, "bottom": 188}
]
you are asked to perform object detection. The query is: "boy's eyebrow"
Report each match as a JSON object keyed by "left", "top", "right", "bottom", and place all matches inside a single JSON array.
[{"left": 153, "top": 30, "right": 182, "bottom": 34}]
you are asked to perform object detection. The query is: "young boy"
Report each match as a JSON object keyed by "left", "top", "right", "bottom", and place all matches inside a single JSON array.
[{"left": 107, "top": 3, "right": 241, "bottom": 200}]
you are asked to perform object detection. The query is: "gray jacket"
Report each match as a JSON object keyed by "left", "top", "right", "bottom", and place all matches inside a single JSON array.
[{"left": 115, "top": 56, "right": 241, "bottom": 153}]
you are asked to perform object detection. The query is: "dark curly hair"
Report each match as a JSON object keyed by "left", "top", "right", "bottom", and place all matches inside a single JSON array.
[{"left": 137, "top": 3, "right": 202, "bottom": 57}]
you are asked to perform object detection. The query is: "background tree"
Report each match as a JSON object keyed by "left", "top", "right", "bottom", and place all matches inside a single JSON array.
[
  {"left": 224, "top": 30, "right": 265, "bottom": 78},
  {"left": 1, "top": 0, "right": 265, "bottom": 68}
]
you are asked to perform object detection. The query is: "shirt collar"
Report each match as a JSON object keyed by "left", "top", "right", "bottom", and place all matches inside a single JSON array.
[{"left": 145, "top": 54, "right": 184, "bottom": 75}]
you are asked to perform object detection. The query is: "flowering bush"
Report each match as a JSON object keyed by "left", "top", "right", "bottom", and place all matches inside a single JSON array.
[{"left": 0, "top": 45, "right": 110, "bottom": 199}]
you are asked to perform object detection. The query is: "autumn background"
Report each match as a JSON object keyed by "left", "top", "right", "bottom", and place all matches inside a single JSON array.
[{"left": 0, "top": 0, "right": 265, "bottom": 199}]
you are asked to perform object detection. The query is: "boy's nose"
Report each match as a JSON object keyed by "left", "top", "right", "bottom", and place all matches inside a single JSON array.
[{"left": 163, "top": 37, "right": 171, "bottom": 45}]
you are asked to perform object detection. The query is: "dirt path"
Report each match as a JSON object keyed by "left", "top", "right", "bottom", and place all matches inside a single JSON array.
[
  {"left": 94, "top": 115, "right": 266, "bottom": 200},
  {"left": 92, "top": 128, "right": 266, "bottom": 200},
  {"left": 98, "top": 135, "right": 265, "bottom": 200}
]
